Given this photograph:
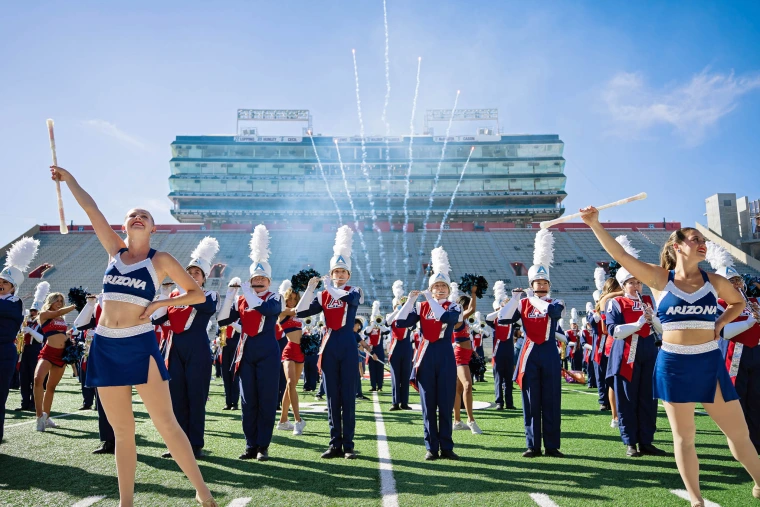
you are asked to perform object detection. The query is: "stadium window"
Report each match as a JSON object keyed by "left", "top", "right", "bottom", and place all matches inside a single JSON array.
[
  {"left": 724, "top": 200, "right": 732, "bottom": 207},
  {"left": 511, "top": 262, "right": 528, "bottom": 276}
]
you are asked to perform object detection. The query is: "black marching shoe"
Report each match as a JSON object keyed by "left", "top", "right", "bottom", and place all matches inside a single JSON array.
[
  {"left": 192, "top": 445, "right": 204, "bottom": 459},
  {"left": 231, "top": 404, "right": 239, "bottom": 410},
  {"left": 321, "top": 446, "right": 343, "bottom": 459},
  {"left": 600, "top": 404, "right": 610, "bottom": 411},
  {"left": 369, "top": 388, "right": 377, "bottom": 392},
  {"left": 92, "top": 441, "right": 115, "bottom": 455},
  {"left": 222, "top": 405, "right": 232, "bottom": 411},
  {"left": 357, "top": 395, "right": 370, "bottom": 401},
  {"left": 522, "top": 448, "right": 542, "bottom": 458},
  {"left": 239, "top": 447, "right": 258, "bottom": 460},
  {"left": 344, "top": 450, "right": 357, "bottom": 459},
  {"left": 13, "top": 406, "right": 27, "bottom": 412},
  {"left": 425, "top": 450, "right": 439, "bottom": 461},
  {"left": 161, "top": 450, "right": 173, "bottom": 458},
  {"left": 639, "top": 443, "right": 666, "bottom": 456},
  {"left": 400, "top": 404, "right": 413, "bottom": 410},
  {"left": 505, "top": 405, "right": 517, "bottom": 410},
  {"left": 495, "top": 404, "right": 504, "bottom": 411},
  {"left": 257, "top": 447, "right": 269, "bottom": 461},
  {"left": 315, "top": 394, "right": 324, "bottom": 401},
  {"left": 626, "top": 445, "right": 642, "bottom": 457},
  {"left": 78, "top": 404, "right": 92, "bottom": 411},
  {"left": 389, "top": 404, "right": 401, "bottom": 411},
  {"left": 545, "top": 448, "right": 564, "bottom": 458},
  {"left": 440, "top": 450, "right": 459, "bottom": 460}
]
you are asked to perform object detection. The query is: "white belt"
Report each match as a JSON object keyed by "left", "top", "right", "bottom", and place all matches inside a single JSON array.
[
  {"left": 95, "top": 323, "right": 154, "bottom": 338},
  {"left": 660, "top": 340, "right": 718, "bottom": 355}
]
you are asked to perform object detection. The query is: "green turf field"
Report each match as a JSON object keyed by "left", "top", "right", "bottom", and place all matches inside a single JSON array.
[{"left": 0, "top": 370, "right": 756, "bottom": 506}]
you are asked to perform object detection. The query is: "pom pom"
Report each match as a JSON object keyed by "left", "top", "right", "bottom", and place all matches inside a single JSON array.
[
  {"left": 333, "top": 225, "right": 353, "bottom": 258},
  {"left": 533, "top": 229, "right": 554, "bottom": 268},
  {"left": 468, "top": 354, "right": 486, "bottom": 377},
  {"left": 249, "top": 225, "right": 270, "bottom": 263},
  {"left": 430, "top": 246, "right": 451, "bottom": 277},
  {"left": 291, "top": 268, "right": 322, "bottom": 293},
  {"left": 608, "top": 260, "right": 622, "bottom": 281},
  {"left": 459, "top": 273, "right": 489, "bottom": 299},
  {"left": 278, "top": 279, "right": 292, "bottom": 296},
  {"left": 4, "top": 237, "right": 40, "bottom": 272},
  {"left": 392, "top": 280, "right": 405, "bottom": 299},
  {"left": 299, "top": 331, "right": 322, "bottom": 356},
  {"left": 594, "top": 267, "right": 607, "bottom": 291},
  {"left": 34, "top": 281, "right": 50, "bottom": 305},
  {"left": 68, "top": 286, "right": 90, "bottom": 312},
  {"left": 615, "top": 235, "right": 640, "bottom": 259},
  {"left": 744, "top": 274, "right": 760, "bottom": 298},
  {"left": 62, "top": 340, "right": 85, "bottom": 365},
  {"left": 706, "top": 241, "right": 734, "bottom": 271},
  {"left": 191, "top": 237, "right": 219, "bottom": 264}
]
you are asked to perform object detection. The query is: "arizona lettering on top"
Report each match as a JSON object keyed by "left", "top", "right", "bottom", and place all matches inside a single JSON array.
[
  {"left": 656, "top": 270, "right": 719, "bottom": 331},
  {"left": 101, "top": 248, "right": 159, "bottom": 307}
]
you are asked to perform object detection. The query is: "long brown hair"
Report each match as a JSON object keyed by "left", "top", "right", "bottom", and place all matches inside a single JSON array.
[
  {"left": 660, "top": 227, "right": 699, "bottom": 270},
  {"left": 595, "top": 277, "right": 621, "bottom": 313}
]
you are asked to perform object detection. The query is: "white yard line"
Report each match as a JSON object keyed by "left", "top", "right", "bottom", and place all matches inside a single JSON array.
[
  {"left": 670, "top": 489, "right": 721, "bottom": 506},
  {"left": 529, "top": 492, "right": 561, "bottom": 507},
  {"left": 71, "top": 496, "right": 106, "bottom": 507},
  {"left": 372, "top": 392, "right": 399, "bottom": 507}
]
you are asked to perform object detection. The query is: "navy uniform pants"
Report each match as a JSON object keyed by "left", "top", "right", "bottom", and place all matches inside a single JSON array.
[
  {"left": 0, "top": 344, "right": 18, "bottom": 442},
  {"left": 79, "top": 358, "right": 95, "bottom": 407},
  {"left": 238, "top": 335, "right": 280, "bottom": 450},
  {"left": 369, "top": 343, "right": 385, "bottom": 390},
  {"left": 595, "top": 353, "right": 610, "bottom": 407},
  {"left": 493, "top": 339, "right": 514, "bottom": 407},
  {"left": 303, "top": 354, "right": 319, "bottom": 391},
  {"left": 613, "top": 339, "right": 658, "bottom": 446},
  {"left": 586, "top": 356, "right": 597, "bottom": 388},
  {"left": 221, "top": 338, "right": 240, "bottom": 407},
  {"left": 734, "top": 344, "right": 760, "bottom": 453},
  {"left": 417, "top": 339, "right": 456, "bottom": 452},
  {"left": 95, "top": 389, "right": 114, "bottom": 443},
  {"left": 389, "top": 338, "right": 412, "bottom": 406},
  {"left": 520, "top": 341, "right": 561, "bottom": 451},
  {"left": 570, "top": 347, "right": 583, "bottom": 371},
  {"left": 277, "top": 338, "right": 287, "bottom": 405},
  {"left": 19, "top": 342, "right": 42, "bottom": 409},
  {"left": 168, "top": 332, "right": 212, "bottom": 448},
  {"left": 321, "top": 332, "right": 359, "bottom": 452}
]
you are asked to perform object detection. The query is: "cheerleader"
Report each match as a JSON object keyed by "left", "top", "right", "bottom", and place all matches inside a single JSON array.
[
  {"left": 581, "top": 206, "right": 760, "bottom": 506},
  {"left": 386, "top": 280, "right": 414, "bottom": 411},
  {"left": 295, "top": 226, "right": 365, "bottom": 459},
  {"left": 15, "top": 281, "right": 47, "bottom": 412},
  {"left": 217, "top": 225, "right": 281, "bottom": 462},
  {"left": 605, "top": 236, "right": 664, "bottom": 458},
  {"left": 392, "top": 246, "right": 462, "bottom": 460},
  {"left": 498, "top": 230, "right": 566, "bottom": 458},
  {"left": 34, "top": 290, "right": 77, "bottom": 431},
  {"left": 707, "top": 242, "right": 760, "bottom": 454},
  {"left": 276, "top": 280, "right": 307, "bottom": 436},
  {"left": 152, "top": 237, "right": 220, "bottom": 459},
  {"left": 0, "top": 237, "right": 39, "bottom": 443},
  {"left": 451, "top": 284, "right": 482, "bottom": 435},
  {"left": 364, "top": 301, "right": 389, "bottom": 392},
  {"left": 486, "top": 281, "right": 516, "bottom": 410}
]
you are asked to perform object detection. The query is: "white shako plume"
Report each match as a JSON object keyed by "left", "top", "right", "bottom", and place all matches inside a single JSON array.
[
  {"left": 187, "top": 236, "right": 220, "bottom": 278},
  {"left": 249, "top": 224, "right": 272, "bottom": 280},
  {"left": 614, "top": 235, "right": 640, "bottom": 285}
]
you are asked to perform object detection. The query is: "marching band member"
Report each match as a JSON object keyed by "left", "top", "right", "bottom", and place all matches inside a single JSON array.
[
  {"left": 35, "top": 290, "right": 77, "bottom": 431},
  {"left": 581, "top": 207, "right": 760, "bottom": 507},
  {"left": 486, "top": 281, "right": 516, "bottom": 410},
  {"left": 53, "top": 166, "right": 216, "bottom": 506},
  {"left": 498, "top": 230, "right": 566, "bottom": 458},
  {"left": 589, "top": 269, "right": 608, "bottom": 408},
  {"left": 355, "top": 317, "right": 375, "bottom": 401},
  {"left": 75, "top": 327, "right": 95, "bottom": 410},
  {"left": 364, "top": 301, "right": 389, "bottom": 392},
  {"left": 471, "top": 311, "right": 486, "bottom": 382},
  {"left": 707, "top": 241, "right": 760, "bottom": 453},
  {"left": 220, "top": 320, "right": 240, "bottom": 410},
  {"left": 295, "top": 226, "right": 366, "bottom": 459},
  {"left": 0, "top": 237, "right": 39, "bottom": 443},
  {"left": 73, "top": 294, "right": 115, "bottom": 455},
  {"left": 605, "top": 236, "right": 664, "bottom": 457},
  {"left": 387, "top": 280, "right": 414, "bottom": 411},
  {"left": 451, "top": 284, "right": 482, "bottom": 435},
  {"left": 566, "top": 309, "right": 583, "bottom": 372},
  {"left": 302, "top": 317, "right": 320, "bottom": 392},
  {"left": 15, "top": 280, "right": 47, "bottom": 412},
  {"left": 276, "top": 280, "right": 307, "bottom": 436},
  {"left": 581, "top": 316, "right": 596, "bottom": 389},
  {"left": 152, "top": 237, "right": 220, "bottom": 459},
  {"left": 217, "top": 225, "right": 281, "bottom": 462},
  {"left": 392, "top": 246, "right": 462, "bottom": 461}
]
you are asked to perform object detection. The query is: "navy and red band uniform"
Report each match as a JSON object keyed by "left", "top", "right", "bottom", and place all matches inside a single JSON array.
[
  {"left": 153, "top": 288, "right": 218, "bottom": 450},
  {"left": 387, "top": 318, "right": 415, "bottom": 407},
  {"left": 302, "top": 325, "right": 320, "bottom": 391},
  {"left": 718, "top": 296, "right": 760, "bottom": 452},
  {"left": 18, "top": 319, "right": 43, "bottom": 410},
  {"left": 605, "top": 295, "right": 659, "bottom": 448},
  {"left": 219, "top": 290, "right": 281, "bottom": 453},
  {"left": 297, "top": 285, "right": 363, "bottom": 453},
  {"left": 363, "top": 325, "right": 386, "bottom": 390},
  {"left": 221, "top": 323, "right": 241, "bottom": 408},
  {"left": 279, "top": 316, "right": 304, "bottom": 363},
  {"left": 487, "top": 318, "right": 514, "bottom": 408},
  {"left": 501, "top": 296, "right": 564, "bottom": 452},
  {"left": 39, "top": 317, "right": 68, "bottom": 367},
  {"left": 275, "top": 320, "right": 288, "bottom": 404},
  {"left": 565, "top": 328, "right": 583, "bottom": 371},
  {"left": 73, "top": 303, "right": 115, "bottom": 447},
  {"left": 396, "top": 300, "right": 461, "bottom": 454},
  {"left": 588, "top": 309, "right": 610, "bottom": 408},
  {"left": 580, "top": 326, "right": 596, "bottom": 387},
  {"left": 0, "top": 293, "right": 24, "bottom": 442}
]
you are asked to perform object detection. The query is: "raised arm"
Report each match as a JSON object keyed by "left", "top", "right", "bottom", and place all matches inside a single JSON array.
[
  {"left": 51, "top": 166, "right": 125, "bottom": 257},
  {"left": 580, "top": 206, "right": 669, "bottom": 290},
  {"left": 39, "top": 304, "right": 77, "bottom": 323}
]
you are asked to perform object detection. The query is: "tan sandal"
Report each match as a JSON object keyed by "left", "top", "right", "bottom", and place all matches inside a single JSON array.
[{"left": 196, "top": 493, "right": 219, "bottom": 507}]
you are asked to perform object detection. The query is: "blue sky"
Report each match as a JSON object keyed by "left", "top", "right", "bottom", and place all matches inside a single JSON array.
[{"left": 1, "top": 0, "right": 759, "bottom": 243}]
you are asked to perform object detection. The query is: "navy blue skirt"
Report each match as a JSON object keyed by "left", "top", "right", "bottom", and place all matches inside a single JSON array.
[
  {"left": 86, "top": 324, "right": 171, "bottom": 388},
  {"left": 653, "top": 342, "right": 738, "bottom": 403}
]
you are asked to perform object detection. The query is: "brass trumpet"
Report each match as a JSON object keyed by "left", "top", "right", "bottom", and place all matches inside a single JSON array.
[
  {"left": 467, "top": 315, "right": 477, "bottom": 325},
  {"left": 219, "top": 326, "right": 227, "bottom": 347},
  {"left": 304, "top": 316, "right": 314, "bottom": 326},
  {"left": 374, "top": 316, "right": 383, "bottom": 325},
  {"left": 16, "top": 315, "right": 28, "bottom": 355},
  {"left": 479, "top": 322, "right": 487, "bottom": 329}
]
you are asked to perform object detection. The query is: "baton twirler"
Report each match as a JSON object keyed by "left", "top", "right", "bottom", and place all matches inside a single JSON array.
[
  {"left": 46, "top": 119, "right": 68, "bottom": 235},
  {"left": 540, "top": 192, "right": 647, "bottom": 229}
]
